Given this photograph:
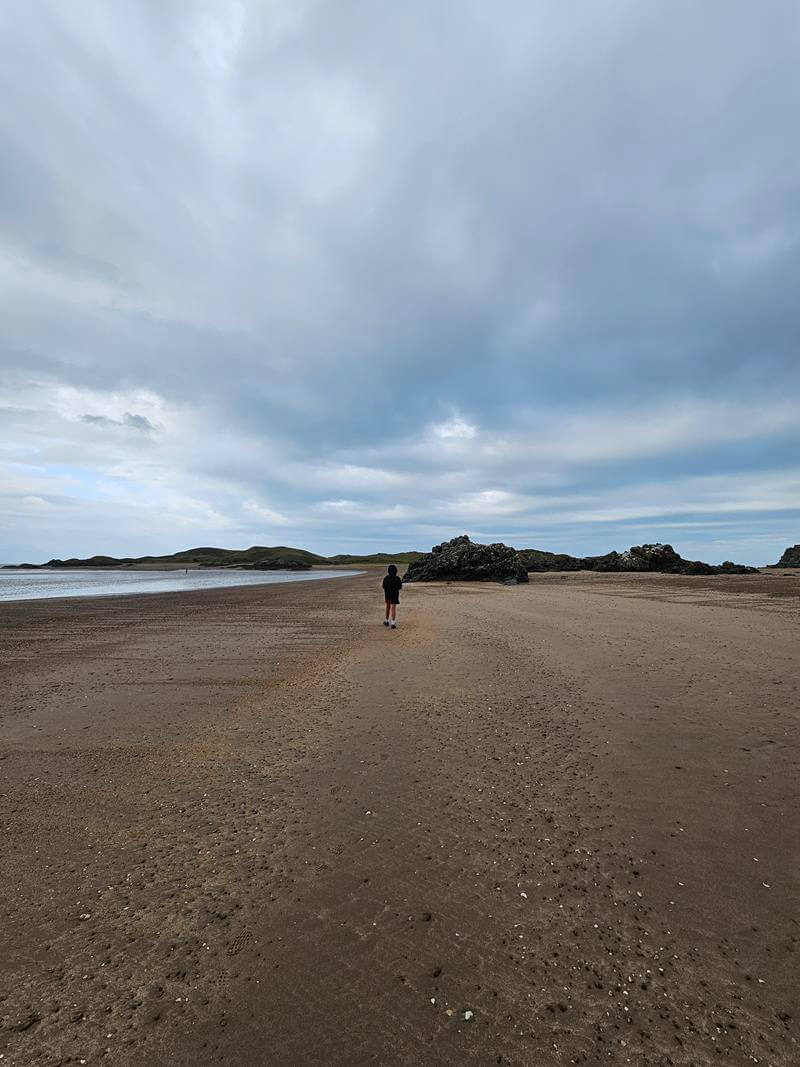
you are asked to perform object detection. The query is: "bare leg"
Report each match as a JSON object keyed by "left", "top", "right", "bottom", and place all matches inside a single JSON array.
[{"left": 389, "top": 603, "right": 397, "bottom": 624}]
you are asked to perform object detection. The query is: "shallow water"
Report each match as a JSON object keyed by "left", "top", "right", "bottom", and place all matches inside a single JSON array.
[{"left": 0, "top": 567, "right": 362, "bottom": 603}]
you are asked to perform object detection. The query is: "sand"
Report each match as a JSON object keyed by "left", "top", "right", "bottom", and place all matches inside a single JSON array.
[{"left": 0, "top": 569, "right": 797, "bottom": 1065}]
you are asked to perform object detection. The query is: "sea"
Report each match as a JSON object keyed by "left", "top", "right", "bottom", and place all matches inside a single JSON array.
[{"left": 0, "top": 568, "right": 362, "bottom": 603}]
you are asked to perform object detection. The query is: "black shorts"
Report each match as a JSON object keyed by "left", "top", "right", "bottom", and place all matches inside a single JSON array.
[{"left": 385, "top": 595, "right": 400, "bottom": 605}]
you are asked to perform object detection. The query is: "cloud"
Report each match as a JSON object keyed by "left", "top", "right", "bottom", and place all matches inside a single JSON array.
[
  {"left": 123, "top": 413, "right": 154, "bottom": 431},
  {"left": 242, "top": 500, "right": 291, "bottom": 526},
  {"left": 0, "top": 2, "right": 798, "bottom": 565},
  {"left": 431, "top": 416, "right": 478, "bottom": 441},
  {"left": 20, "top": 495, "right": 53, "bottom": 510},
  {"left": 81, "top": 412, "right": 154, "bottom": 432},
  {"left": 81, "top": 415, "right": 114, "bottom": 426}
]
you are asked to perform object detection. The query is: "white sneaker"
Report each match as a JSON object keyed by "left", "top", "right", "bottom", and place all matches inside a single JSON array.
[
  {"left": 383, "top": 619, "right": 389, "bottom": 626},
  {"left": 390, "top": 621, "right": 397, "bottom": 629}
]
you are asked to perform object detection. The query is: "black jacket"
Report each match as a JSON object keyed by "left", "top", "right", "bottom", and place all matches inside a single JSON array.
[{"left": 382, "top": 574, "right": 402, "bottom": 601}]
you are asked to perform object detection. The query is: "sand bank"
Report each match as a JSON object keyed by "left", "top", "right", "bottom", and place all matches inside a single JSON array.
[{"left": 0, "top": 570, "right": 797, "bottom": 1064}]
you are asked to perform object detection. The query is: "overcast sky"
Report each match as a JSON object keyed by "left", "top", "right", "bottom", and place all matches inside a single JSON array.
[{"left": 1, "top": 1, "right": 798, "bottom": 565}]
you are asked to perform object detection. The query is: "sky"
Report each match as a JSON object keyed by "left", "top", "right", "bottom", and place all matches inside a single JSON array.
[{"left": 1, "top": 1, "right": 798, "bottom": 566}]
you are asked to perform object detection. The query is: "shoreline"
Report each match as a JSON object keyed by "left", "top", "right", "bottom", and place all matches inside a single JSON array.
[
  {"left": 1, "top": 572, "right": 797, "bottom": 1064},
  {"left": 0, "top": 566, "right": 367, "bottom": 606}
]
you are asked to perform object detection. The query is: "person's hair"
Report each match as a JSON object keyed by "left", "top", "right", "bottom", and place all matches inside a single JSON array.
[{"left": 387, "top": 564, "right": 397, "bottom": 575}]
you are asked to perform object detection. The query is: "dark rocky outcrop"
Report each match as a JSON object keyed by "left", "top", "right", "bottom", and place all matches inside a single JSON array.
[
  {"left": 520, "top": 542, "right": 757, "bottom": 576},
  {"left": 403, "top": 537, "right": 756, "bottom": 583},
  {"left": 403, "top": 535, "right": 529, "bottom": 584},
  {"left": 238, "top": 557, "right": 312, "bottom": 571},
  {"left": 769, "top": 544, "right": 800, "bottom": 568},
  {"left": 592, "top": 544, "right": 757, "bottom": 575},
  {"left": 518, "top": 548, "right": 585, "bottom": 572}
]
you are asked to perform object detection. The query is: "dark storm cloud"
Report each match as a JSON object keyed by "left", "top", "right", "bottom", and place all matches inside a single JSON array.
[{"left": 1, "top": 0, "right": 798, "bottom": 564}]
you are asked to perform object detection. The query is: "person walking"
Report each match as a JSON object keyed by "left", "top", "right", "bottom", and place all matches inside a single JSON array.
[{"left": 382, "top": 564, "right": 402, "bottom": 629}]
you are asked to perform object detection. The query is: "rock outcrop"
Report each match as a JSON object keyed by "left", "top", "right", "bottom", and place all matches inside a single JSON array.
[
  {"left": 518, "top": 548, "right": 585, "bottom": 572},
  {"left": 239, "top": 557, "right": 312, "bottom": 571},
  {"left": 520, "top": 542, "right": 757, "bottom": 576},
  {"left": 769, "top": 544, "right": 800, "bottom": 568},
  {"left": 593, "top": 544, "right": 757, "bottom": 575},
  {"left": 404, "top": 538, "right": 756, "bottom": 583},
  {"left": 403, "top": 535, "right": 529, "bottom": 584}
]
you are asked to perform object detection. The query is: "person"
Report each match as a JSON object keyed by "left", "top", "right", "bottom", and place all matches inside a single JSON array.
[{"left": 382, "top": 564, "right": 402, "bottom": 629}]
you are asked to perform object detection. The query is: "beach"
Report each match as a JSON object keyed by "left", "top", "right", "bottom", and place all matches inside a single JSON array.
[{"left": 1, "top": 570, "right": 797, "bottom": 1066}]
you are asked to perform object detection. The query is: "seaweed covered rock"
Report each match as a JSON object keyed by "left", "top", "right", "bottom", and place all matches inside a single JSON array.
[
  {"left": 769, "top": 544, "right": 800, "bottom": 568},
  {"left": 403, "top": 535, "right": 528, "bottom": 584}
]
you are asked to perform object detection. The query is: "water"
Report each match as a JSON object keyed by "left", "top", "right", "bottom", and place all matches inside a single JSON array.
[{"left": 0, "top": 568, "right": 363, "bottom": 603}]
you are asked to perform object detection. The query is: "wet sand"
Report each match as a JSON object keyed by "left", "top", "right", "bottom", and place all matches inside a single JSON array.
[{"left": 0, "top": 570, "right": 798, "bottom": 1065}]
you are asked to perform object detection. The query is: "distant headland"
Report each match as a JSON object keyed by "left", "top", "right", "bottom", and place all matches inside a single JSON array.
[
  {"left": 5, "top": 537, "right": 796, "bottom": 577},
  {"left": 2, "top": 545, "right": 424, "bottom": 571}
]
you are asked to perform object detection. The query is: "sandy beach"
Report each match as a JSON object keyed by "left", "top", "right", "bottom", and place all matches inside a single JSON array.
[{"left": 1, "top": 569, "right": 798, "bottom": 1066}]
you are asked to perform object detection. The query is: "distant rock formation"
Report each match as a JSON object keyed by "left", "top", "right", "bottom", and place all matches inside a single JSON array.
[
  {"left": 517, "top": 548, "right": 585, "bottom": 572},
  {"left": 769, "top": 544, "right": 800, "bottom": 568},
  {"left": 403, "top": 535, "right": 529, "bottom": 584},
  {"left": 520, "top": 542, "right": 757, "bottom": 576},
  {"left": 594, "top": 543, "right": 757, "bottom": 575},
  {"left": 404, "top": 537, "right": 756, "bottom": 583},
  {"left": 238, "top": 557, "right": 312, "bottom": 571}
]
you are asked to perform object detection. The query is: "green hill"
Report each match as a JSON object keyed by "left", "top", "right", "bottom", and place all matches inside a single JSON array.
[
  {"left": 163, "top": 546, "right": 327, "bottom": 567},
  {"left": 19, "top": 545, "right": 422, "bottom": 569}
]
